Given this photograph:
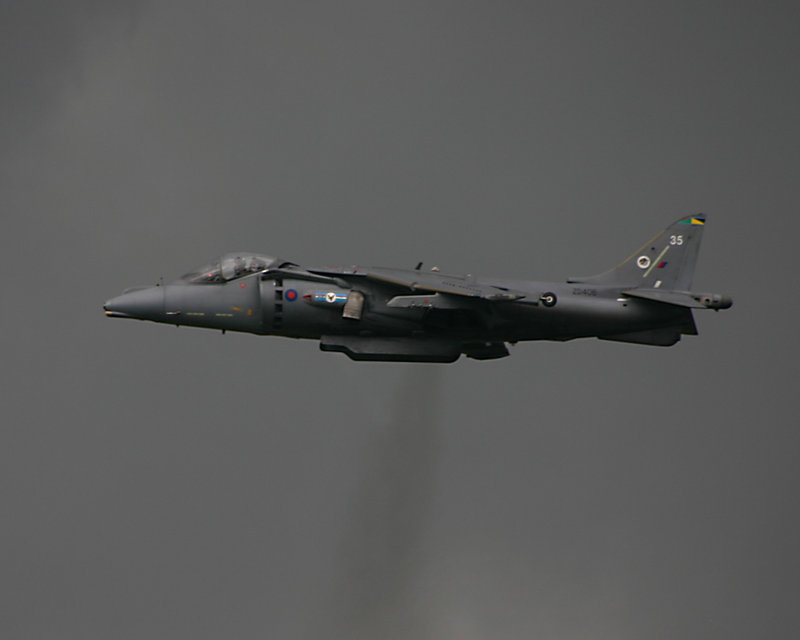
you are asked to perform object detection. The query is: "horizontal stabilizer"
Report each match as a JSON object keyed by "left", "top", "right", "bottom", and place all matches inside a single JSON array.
[
  {"left": 622, "top": 289, "right": 706, "bottom": 308},
  {"left": 623, "top": 288, "right": 732, "bottom": 310}
]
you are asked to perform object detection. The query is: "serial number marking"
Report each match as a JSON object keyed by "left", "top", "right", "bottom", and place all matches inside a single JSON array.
[{"left": 572, "top": 288, "right": 597, "bottom": 296}]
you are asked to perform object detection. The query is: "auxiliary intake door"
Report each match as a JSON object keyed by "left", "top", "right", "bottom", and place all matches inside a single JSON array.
[{"left": 342, "top": 291, "right": 364, "bottom": 320}]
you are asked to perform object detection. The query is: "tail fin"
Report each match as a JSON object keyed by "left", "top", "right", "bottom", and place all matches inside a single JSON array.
[{"left": 569, "top": 215, "right": 706, "bottom": 290}]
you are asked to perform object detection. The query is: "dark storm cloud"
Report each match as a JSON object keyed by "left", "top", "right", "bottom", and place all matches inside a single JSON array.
[
  {"left": 2, "top": 2, "right": 800, "bottom": 639},
  {"left": 0, "top": 2, "right": 143, "bottom": 150},
  {"left": 325, "top": 367, "right": 442, "bottom": 637}
]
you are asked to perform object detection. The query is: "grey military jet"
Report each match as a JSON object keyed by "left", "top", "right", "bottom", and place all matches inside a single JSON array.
[{"left": 104, "top": 215, "right": 731, "bottom": 362}]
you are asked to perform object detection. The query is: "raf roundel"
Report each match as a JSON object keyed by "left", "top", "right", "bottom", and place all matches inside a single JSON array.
[
  {"left": 285, "top": 289, "right": 298, "bottom": 301},
  {"left": 637, "top": 256, "right": 651, "bottom": 269}
]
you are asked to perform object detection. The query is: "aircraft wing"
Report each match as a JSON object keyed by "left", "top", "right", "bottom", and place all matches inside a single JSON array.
[{"left": 309, "top": 266, "right": 538, "bottom": 304}]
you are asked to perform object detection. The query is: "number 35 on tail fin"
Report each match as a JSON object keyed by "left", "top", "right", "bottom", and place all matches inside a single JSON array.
[{"left": 570, "top": 214, "right": 732, "bottom": 311}]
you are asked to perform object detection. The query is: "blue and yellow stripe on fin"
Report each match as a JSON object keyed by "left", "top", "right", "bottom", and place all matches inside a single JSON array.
[{"left": 679, "top": 215, "right": 705, "bottom": 225}]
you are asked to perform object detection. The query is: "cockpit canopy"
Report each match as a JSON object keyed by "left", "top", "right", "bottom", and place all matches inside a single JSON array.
[{"left": 181, "top": 253, "right": 282, "bottom": 284}]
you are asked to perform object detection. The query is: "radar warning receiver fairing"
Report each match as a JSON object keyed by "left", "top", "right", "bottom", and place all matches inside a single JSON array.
[{"left": 104, "top": 216, "right": 732, "bottom": 362}]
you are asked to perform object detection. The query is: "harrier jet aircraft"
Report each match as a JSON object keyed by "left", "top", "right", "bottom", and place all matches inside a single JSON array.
[{"left": 104, "top": 215, "right": 731, "bottom": 362}]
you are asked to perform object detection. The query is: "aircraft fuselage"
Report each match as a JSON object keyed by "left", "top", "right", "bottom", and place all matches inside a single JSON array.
[{"left": 104, "top": 216, "right": 731, "bottom": 362}]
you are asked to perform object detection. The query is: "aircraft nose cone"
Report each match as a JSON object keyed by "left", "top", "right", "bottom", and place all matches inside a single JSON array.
[{"left": 104, "top": 286, "right": 164, "bottom": 321}]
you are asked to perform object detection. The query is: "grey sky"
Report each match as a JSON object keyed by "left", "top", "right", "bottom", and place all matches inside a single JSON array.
[{"left": 2, "top": 2, "right": 799, "bottom": 638}]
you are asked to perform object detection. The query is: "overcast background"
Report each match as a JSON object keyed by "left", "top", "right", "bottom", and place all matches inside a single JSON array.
[{"left": 2, "top": 2, "right": 799, "bottom": 638}]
